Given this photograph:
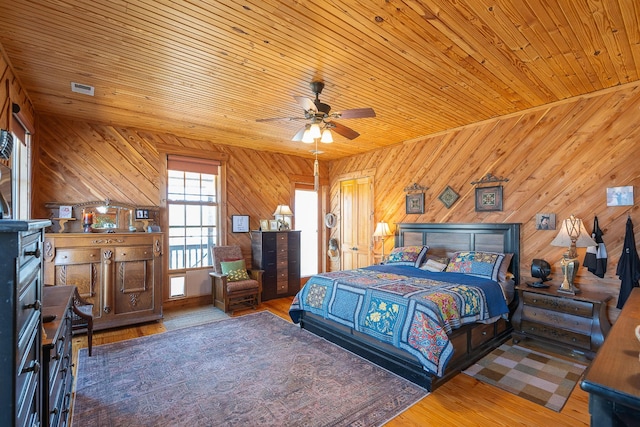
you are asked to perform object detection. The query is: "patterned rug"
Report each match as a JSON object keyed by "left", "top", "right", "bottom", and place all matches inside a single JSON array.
[
  {"left": 162, "top": 305, "right": 229, "bottom": 331},
  {"left": 73, "top": 311, "right": 428, "bottom": 426},
  {"left": 462, "top": 342, "right": 587, "bottom": 412}
]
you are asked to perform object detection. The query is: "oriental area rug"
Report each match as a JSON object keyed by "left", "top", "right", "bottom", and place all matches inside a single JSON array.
[
  {"left": 73, "top": 311, "right": 428, "bottom": 426},
  {"left": 462, "top": 342, "right": 587, "bottom": 412}
]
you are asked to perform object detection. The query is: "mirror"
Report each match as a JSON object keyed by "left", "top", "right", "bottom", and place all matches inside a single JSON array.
[{"left": 93, "top": 206, "right": 120, "bottom": 229}]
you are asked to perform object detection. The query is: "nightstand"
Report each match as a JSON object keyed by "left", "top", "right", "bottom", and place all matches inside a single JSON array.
[{"left": 511, "top": 284, "right": 612, "bottom": 359}]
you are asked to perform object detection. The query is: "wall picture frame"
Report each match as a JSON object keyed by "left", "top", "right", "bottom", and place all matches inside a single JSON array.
[
  {"left": 535, "top": 213, "right": 556, "bottom": 230},
  {"left": 606, "top": 185, "right": 634, "bottom": 206},
  {"left": 231, "top": 215, "right": 250, "bottom": 232},
  {"left": 406, "top": 193, "right": 425, "bottom": 214},
  {"left": 475, "top": 186, "right": 503, "bottom": 212}
]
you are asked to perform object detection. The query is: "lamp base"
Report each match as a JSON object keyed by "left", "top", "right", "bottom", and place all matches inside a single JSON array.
[{"left": 558, "top": 256, "right": 580, "bottom": 295}]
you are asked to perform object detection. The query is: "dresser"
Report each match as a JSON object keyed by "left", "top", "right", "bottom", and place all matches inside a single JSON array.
[
  {"left": 42, "top": 286, "right": 74, "bottom": 427},
  {"left": 580, "top": 288, "right": 640, "bottom": 426},
  {"left": 43, "top": 232, "right": 163, "bottom": 331},
  {"left": 251, "top": 230, "right": 301, "bottom": 301},
  {"left": 0, "top": 219, "right": 51, "bottom": 427},
  {"left": 512, "top": 284, "right": 611, "bottom": 358}
]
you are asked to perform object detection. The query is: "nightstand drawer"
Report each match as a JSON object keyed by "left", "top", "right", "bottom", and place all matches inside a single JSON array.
[
  {"left": 521, "top": 319, "right": 591, "bottom": 350},
  {"left": 522, "top": 305, "right": 592, "bottom": 335},
  {"left": 522, "top": 291, "right": 593, "bottom": 317}
]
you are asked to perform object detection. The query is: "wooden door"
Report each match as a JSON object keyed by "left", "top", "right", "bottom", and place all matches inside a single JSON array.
[{"left": 340, "top": 177, "right": 373, "bottom": 269}]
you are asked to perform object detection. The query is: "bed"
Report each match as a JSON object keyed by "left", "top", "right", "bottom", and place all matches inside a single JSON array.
[{"left": 289, "top": 222, "right": 521, "bottom": 391}]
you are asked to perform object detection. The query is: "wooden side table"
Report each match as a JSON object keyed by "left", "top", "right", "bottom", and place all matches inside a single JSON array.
[{"left": 511, "top": 284, "right": 612, "bottom": 359}]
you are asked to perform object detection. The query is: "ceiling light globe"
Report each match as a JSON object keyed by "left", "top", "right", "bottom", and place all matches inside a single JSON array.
[
  {"left": 301, "top": 129, "right": 314, "bottom": 143},
  {"left": 309, "top": 123, "right": 321, "bottom": 139},
  {"left": 320, "top": 129, "right": 333, "bottom": 143}
]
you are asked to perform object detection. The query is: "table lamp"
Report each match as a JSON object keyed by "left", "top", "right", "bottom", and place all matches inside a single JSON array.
[
  {"left": 273, "top": 204, "right": 293, "bottom": 230},
  {"left": 373, "top": 222, "right": 392, "bottom": 261},
  {"left": 550, "top": 215, "right": 596, "bottom": 294}
]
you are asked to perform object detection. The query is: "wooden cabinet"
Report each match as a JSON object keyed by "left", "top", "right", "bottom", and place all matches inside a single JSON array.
[
  {"left": 251, "top": 230, "right": 301, "bottom": 301},
  {"left": 512, "top": 284, "right": 611, "bottom": 359},
  {"left": 42, "top": 286, "right": 74, "bottom": 427},
  {"left": 42, "top": 233, "right": 163, "bottom": 331},
  {"left": 0, "top": 219, "right": 51, "bottom": 427}
]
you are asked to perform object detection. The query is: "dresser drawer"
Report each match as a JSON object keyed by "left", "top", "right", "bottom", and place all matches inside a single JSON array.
[
  {"left": 522, "top": 305, "right": 592, "bottom": 335},
  {"left": 471, "top": 322, "right": 495, "bottom": 349},
  {"left": 17, "top": 276, "right": 41, "bottom": 345},
  {"left": 521, "top": 319, "right": 591, "bottom": 350},
  {"left": 16, "top": 324, "right": 40, "bottom": 427},
  {"left": 115, "top": 245, "right": 153, "bottom": 261},
  {"left": 522, "top": 291, "right": 593, "bottom": 317},
  {"left": 54, "top": 248, "right": 101, "bottom": 265}
]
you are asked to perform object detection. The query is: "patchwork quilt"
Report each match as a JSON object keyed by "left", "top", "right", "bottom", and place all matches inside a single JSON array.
[{"left": 289, "top": 264, "right": 509, "bottom": 377}]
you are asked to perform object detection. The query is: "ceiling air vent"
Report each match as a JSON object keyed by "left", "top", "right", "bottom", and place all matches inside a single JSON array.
[{"left": 71, "top": 82, "right": 95, "bottom": 96}]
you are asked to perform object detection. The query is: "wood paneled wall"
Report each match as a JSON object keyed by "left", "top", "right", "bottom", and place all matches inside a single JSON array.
[
  {"left": 329, "top": 81, "right": 640, "bottom": 322},
  {"left": 31, "top": 115, "right": 322, "bottom": 254}
]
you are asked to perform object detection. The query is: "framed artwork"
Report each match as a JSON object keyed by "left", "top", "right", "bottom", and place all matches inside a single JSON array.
[
  {"left": 475, "top": 186, "right": 503, "bottom": 212},
  {"left": 535, "top": 213, "right": 556, "bottom": 230},
  {"left": 438, "top": 186, "right": 459, "bottom": 209},
  {"left": 260, "top": 219, "right": 270, "bottom": 231},
  {"left": 135, "top": 209, "right": 149, "bottom": 219},
  {"left": 406, "top": 193, "right": 425, "bottom": 214},
  {"left": 232, "top": 215, "right": 250, "bottom": 232},
  {"left": 58, "top": 205, "right": 73, "bottom": 219},
  {"left": 269, "top": 220, "right": 279, "bottom": 231},
  {"left": 606, "top": 186, "right": 634, "bottom": 206}
]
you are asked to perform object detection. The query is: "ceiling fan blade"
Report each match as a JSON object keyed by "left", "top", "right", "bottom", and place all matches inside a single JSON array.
[
  {"left": 329, "top": 121, "right": 360, "bottom": 140},
  {"left": 256, "top": 116, "right": 305, "bottom": 122},
  {"left": 293, "top": 96, "right": 317, "bottom": 113},
  {"left": 291, "top": 125, "right": 307, "bottom": 141},
  {"left": 334, "top": 107, "right": 376, "bottom": 119}
]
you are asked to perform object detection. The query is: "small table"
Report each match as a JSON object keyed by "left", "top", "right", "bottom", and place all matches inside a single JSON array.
[
  {"left": 512, "top": 283, "right": 611, "bottom": 359},
  {"left": 580, "top": 288, "right": 640, "bottom": 426}
]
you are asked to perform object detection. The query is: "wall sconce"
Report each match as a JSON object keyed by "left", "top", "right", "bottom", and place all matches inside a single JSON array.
[
  {"left": 550, "top": 215, "right": 596, "bottom": 294},
  {"left": 373, "top": 222, "right": 393, "bottom": 261}
]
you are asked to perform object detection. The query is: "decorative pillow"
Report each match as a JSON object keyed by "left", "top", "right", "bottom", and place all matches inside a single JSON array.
[
  {"left": 385, "top": 245, "right": 429, "bottom": 268},
  {"left": 498, "top": 253, "right": 514, "bottom": 282},
  {"left": 420, "top": 258, "right": 448, "bottom": 272},
  {"left": 220, "top": 260, "right": 250, "bottom": 282},
  {"left": 445, "top": 251, "right": 505, "bottom": 281}
]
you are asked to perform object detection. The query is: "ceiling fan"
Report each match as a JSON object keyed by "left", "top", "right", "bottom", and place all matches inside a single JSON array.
[{"left": 256, "top": 81, "right": 376, "bottom": 143}]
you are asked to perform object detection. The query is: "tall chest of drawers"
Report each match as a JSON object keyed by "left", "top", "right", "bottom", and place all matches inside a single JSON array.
[
  {"left": 251, "top": 230, "right": 301, "bottom": 301},
  {"left": 0, "top": 219, "right": 51, "bottom": 427},
  {"left": 512, "top": 284, "right": 612, "bottom": 359},
  {"left": 42, "top": 286, "right": 74, "bottom": 427}
]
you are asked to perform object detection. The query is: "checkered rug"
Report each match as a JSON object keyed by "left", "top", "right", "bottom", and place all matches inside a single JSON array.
[{"left": 463, "top": 342, "right": 587, "bottom": 412}]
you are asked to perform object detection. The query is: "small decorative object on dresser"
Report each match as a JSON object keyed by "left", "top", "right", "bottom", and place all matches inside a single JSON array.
[{"left": 512, "top": 284, "right": 611, "bottom": 359}]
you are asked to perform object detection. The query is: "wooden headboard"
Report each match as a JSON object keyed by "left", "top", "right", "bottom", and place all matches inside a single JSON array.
[{"left": 395, "top": 222, "right": 521, "bottom": 285}]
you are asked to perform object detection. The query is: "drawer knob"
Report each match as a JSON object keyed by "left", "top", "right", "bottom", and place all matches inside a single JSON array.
[
  {"left": 24, "top": 300, "right": 41, "bottom": 311},
  {"left": 22, "top": 361, "right": 40, "bottom": 374},
  {"left": 24, "top": 247, "right": 41, "bottom": 258}
]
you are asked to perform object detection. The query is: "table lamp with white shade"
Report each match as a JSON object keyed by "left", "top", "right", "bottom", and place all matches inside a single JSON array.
[
  {"left": 373, "top": 222, "right": 393, "bottom": 262},
  {"left": 550, "top": 215, "right": 596, "bottom": 294}
]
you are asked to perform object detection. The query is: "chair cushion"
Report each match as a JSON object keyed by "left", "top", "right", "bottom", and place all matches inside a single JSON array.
[
  {"left": 227, "top": 279, "right": 259, "bottom": 292},
  {"left": 220, "top": 260, "right": 250, "bottom": 282}
]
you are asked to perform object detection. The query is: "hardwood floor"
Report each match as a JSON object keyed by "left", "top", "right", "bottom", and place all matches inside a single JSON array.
[{"left": 71, "top": 297, "right": 591, "bottom": 426}]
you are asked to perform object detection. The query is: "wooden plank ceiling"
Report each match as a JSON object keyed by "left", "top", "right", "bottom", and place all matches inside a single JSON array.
[{"left": 0, "top": 0, "right": 638, "bottom": 160}]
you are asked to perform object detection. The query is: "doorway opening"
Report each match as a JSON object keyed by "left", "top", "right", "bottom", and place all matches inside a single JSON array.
[{"left": 295, "top": 187, "right": 318, "bottom": 276}]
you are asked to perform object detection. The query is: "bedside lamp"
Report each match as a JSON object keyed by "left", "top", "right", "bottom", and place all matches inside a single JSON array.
[
  {"left": 550, "top": 215, "right": 596, "bottom": 294},
  {"left": 273, "top": 205, "right": 293, "bottom": 230},
  {"left": 373, "top": 222, "right": 393, "bottom": 261}
]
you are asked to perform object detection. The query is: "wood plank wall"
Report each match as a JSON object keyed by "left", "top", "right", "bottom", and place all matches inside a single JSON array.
[
  {"left": 329, "top": 81, "right": 640, "bottom": 323},
  {"left": 30, "top": 114, "right": 321, "bottom": 254}
]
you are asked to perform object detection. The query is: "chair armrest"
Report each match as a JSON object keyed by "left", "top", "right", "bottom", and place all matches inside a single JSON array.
[
  {"left": 209, "top": 272, "right": 229, "bottom": 279},
  {"left": 248, "top": 269, "right": 264, "bottom": 282},
  {"left": 72, "top": 303, "right": 93, "bottom": 321}
]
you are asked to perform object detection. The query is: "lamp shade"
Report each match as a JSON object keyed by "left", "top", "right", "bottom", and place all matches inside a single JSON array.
[
  {"left": 550, "top": 215, "right": 596, "bottom": 247},
  {"left": 373, "top": 222, "right": 392, "bottom": 237},
  {"left": 273, "top": 205, "right": 293, "bottom": 216}
]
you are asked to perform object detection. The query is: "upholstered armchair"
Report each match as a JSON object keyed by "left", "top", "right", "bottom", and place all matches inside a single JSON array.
[
  {"left": 210, "top": 245, "right": 263, "bottom": 313},
  {"left": 71, "top": 287, "right": 94, "bottom": 356}
]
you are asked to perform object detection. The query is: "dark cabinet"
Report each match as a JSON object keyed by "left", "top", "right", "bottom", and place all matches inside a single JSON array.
[
  {"left": 251, "top": 231, "right": 301, "bottom": 301},
  {"left": 0, "top": 219, "right": 51, "bottom": 427},
  {"left": 42, "top": 286, "right": 74, "bottom": 427}
]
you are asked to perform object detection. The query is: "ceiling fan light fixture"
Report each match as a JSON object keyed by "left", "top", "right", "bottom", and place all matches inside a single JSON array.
[
  {"left": 309, "top": 123, "right": 322, "bottom": 139},
  {"left": 320, "top": 129, "right": 333, "bottom": 143},
  {"left": 301, "top": 128, "right": 314, "bottom": 143}
]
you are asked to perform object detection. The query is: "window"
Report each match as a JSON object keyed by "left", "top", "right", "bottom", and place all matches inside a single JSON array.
[{"left": 167, "top": 156, "right": 220, "bottom": 272}]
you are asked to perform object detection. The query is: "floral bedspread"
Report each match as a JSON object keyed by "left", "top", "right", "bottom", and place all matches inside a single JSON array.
[{"left": 289, "top": 264, "right": 509, "bottom": 377}]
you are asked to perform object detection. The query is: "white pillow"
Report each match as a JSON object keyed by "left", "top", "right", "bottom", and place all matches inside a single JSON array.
[{"left": 420, "top": 258, "right": 447, "bottom": 272}]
